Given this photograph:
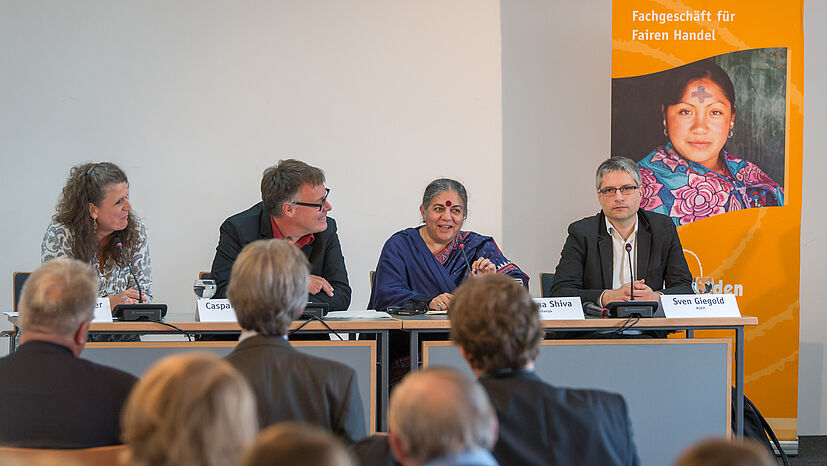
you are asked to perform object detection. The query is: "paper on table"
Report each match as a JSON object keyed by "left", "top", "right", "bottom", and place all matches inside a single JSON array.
[{"left": 328, "top": 310, "right": 393, "bottom": 319}]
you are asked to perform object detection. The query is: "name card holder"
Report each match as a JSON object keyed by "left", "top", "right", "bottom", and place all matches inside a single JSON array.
[
  {"left": 196, "top": 299, "right": 237, "bottom": 322},
  {"left": 661, "top": 294, "right": 741, "bottom": 318},
  {"left": 533, "top": 297, "right": 584, "bottom": 320},
  {"left": 93, "top": 298, "right": 113, "bottom": 323}
]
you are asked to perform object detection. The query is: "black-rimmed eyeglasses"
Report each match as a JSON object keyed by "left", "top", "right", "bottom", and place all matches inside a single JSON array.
[
  {"left": 294, "top": 188, "right": 330, "bottom": 211},
  {"left": 598, "top": 185, "right": 639, "bottom": 197}
]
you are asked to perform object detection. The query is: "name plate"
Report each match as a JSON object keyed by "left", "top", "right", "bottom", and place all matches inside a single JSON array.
[
  {"left": 196, "top": 299, "right": 237, "bottom": 322},
  {"left": 533, "top": 297, "right": 584, "bottom": 320},
  {"left": 662, "top": 294, "right": 741, "bottom": 318},
  {"left": 93, "top": 298, "right": 113, "bottom": 323}
]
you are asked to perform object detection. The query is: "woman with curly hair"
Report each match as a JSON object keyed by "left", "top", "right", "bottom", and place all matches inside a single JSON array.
[{"left": 42, "top": 162, "right": 152, "bottom": 309}]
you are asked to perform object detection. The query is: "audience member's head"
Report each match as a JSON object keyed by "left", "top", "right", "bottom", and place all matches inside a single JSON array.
[
  {"left": 18, "top": 258, "right": 98, "bottom": 356},
  {"left": 450, "top": 274, "right": 543, "bottom": 375},
  {"left": 673, "top": 438, "right": 776, "bottom": 466},
  {"left": 228, "top": 239, "right": 310, "bottom": 336},
  {"left": 121, "top": 353, "right": 258, "bottom": 466},
  {"left": 239, "top": 421, "right": 355, "bottom": 466},
  {"left": 388, "top": 368, "right": 497, "bottom": 466}
]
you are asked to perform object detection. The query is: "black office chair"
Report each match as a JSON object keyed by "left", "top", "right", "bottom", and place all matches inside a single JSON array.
[
  {"left": 13, "top": 272, "right": 31, "bottom": 313},
  {"left": 539, "top": 272, "right": 555, "bottom": 298}
]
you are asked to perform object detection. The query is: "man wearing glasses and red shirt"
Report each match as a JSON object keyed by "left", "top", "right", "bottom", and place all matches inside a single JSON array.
[
  {"left": 211, "top": 159, "right": 351, "bottom": 311},
  {"left": 549, "top": 157, "right": 692, "bottom": 308}
]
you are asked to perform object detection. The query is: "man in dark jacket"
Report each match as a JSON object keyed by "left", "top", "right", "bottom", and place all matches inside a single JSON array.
[
  {"left": 211, "top": 159, "right": 351, "bottom": 310},
  {"left": 0, "top": 259, "right": 136, "bottom": 448},
  {"left": 450, "top": 274, "right": 640, "bottom": 466},
  {"left": 224, "top": 239, "right": 366, "bottom": 442},
  {"left": 550, "top": 157, "right": 692, "bottom": 305}
]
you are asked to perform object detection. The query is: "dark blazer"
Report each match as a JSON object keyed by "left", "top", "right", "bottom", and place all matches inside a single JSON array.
[
  {"left": 210, "top": 202, "right": 351, "bottom": 310},
  {"left": 225, "top": 334, "right": 366, "bottom": 443},
  {"left": 550, "top": 209, "right": 692, "bottom": 303},
  {"left": 0, "top": 341, "right": 137, "bottom": 448},
  {"left": 481, "top": 371, "right": 639, "bottom": 466}
]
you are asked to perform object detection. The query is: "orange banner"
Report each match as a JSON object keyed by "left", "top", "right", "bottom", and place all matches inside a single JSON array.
[{"left": 612, "top": 0, "right": 802, "bottom": 439}]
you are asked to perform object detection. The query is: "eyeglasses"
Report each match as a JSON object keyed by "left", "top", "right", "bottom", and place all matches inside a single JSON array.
[
  {"left": 598, "top": 185, "right": 639, "bottom": 197},
  {"left": 294, "top": 188, "right": 330, "bottom": 211}
]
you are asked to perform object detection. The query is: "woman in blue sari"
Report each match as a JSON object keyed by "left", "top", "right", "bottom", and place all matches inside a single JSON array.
[
  {"left": 637, "top": 60, "right": 783, "bottom": 226},
  {"left": 368, "top": 178, "right": 527, "bottom": 311}
]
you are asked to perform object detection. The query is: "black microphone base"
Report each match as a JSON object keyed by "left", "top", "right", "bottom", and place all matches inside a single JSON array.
[
  {"left": 299, "top": 302, "right": 329, "bottom": 320},
  {"left": 112, "top": 303, "right": 168, "bottom": 321},
  {"left": 604, "top": 301, "right": 658, "bottom": 318}
]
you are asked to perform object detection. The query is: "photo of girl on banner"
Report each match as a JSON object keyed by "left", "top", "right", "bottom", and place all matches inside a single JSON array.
[{"left": 611, "top": 49, "right": 786, "bottom": 226}]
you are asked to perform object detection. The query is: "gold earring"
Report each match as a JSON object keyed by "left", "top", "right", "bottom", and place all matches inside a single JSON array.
[
  {"left": 663, "top": 120, "right": 668, "bottom": 137},
  {"left": 728, "top": 123, "right": 734, "bottom": 139}
]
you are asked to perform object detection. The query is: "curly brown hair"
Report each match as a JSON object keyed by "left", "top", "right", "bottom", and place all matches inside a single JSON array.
[
  {"left": 52, "top": 162, "right": 139, "bottom": 265},
  {"left": 449, "top": 274, "right": 543, "bottom": 373}
]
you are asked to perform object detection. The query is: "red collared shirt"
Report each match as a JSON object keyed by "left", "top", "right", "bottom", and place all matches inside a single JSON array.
[{"left": 270, "top": 216, "right": 315, "bottom": 248}]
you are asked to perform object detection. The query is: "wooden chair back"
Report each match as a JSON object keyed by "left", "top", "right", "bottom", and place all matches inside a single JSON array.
[{"left": 0, "top": 444, "right": 125, "bottom": 466}]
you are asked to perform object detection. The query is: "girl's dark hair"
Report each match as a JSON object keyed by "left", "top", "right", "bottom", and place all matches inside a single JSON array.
[
  {"left": 53, "top": 162, "right": 139, "bottom": 264},
  {"left": 662, "top": 60, "right": 736, "bottom": 111}
]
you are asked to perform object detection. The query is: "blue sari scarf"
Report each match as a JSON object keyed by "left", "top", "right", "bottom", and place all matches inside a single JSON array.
[
  {"left": 368, "top": 227, "right": 527, "bottom": 311},
  {"left": 637, "top": 142, "right": 784, "bottom": 226}
]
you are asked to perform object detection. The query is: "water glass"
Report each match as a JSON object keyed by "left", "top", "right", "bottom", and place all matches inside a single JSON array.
[
  {"left": 193, "top": 279, "right": 217, "bottom": 300},
  {"left": 692, "top": 276, "right": 714, "bottom": 294}
]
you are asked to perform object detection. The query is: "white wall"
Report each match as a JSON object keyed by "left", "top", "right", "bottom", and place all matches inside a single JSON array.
[
  {"left": 500, "top": 0, "right": 610, "bottom": 289},
  {"left": 798, "top": 0, "right": 827, "bottom": 436},
  {"left": 0, "top": 1, "right": 502, "bottom": 332}
]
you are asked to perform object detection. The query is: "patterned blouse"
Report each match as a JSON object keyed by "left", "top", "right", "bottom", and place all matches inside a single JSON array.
[
  {"left": 637, "top": 143, "right": 784, "bottom": 226},
  {"left": 41, "top": 219, "right": 153, "bottom": 301}
]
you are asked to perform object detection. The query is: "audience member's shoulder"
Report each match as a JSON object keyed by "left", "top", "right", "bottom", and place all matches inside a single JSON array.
[
  {"left": 296, "top": 350, "right": 356, "bottom": 376},
  {"left": 77, "top": 357, "right": 138, "bottom": 388},
  {"left": 567, "top": 212, "right": 602, "bottom": 233},
  {"left": 351, "top": 434, "right": 399, "bottom": 466},
  {"left": 640, "top": 209, "right": 676, "bottom": 229},
  {"left": 225, "top": 202, "right": 266, "bottom": 224},
  {"left": 560, "top": 385, "right": 626, "bottom": 411}
]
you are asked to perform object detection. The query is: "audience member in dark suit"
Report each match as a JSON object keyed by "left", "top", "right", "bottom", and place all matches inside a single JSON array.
[
  {"left": 388, "top": 368, "right": 499, "bottom": 466},
  {"left": 550, "top": 157, "right": 692, "bottom": 306},
  {"left": 210, "top": 159, "right": 351, "bottom": 310},
  {"left": 450, "top": 274, "right": 640, "bottom": 466},
  {"left": 224, "top": 239, "right": 366, "bottom": 442},
  {"left": 0, "top": 258, "right": 137, "bottom": 448}
]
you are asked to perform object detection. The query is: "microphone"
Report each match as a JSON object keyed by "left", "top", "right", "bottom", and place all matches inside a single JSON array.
[
  {"left": 112, "top": 235, "right": 143, "bottom": 304},
  {"left": 457, "top": 236, "right": 474, "bottom": 278},
  {"left": 286, "top": 236, "right": 294, "bottom": 245},
  {"left": 604, "top": 241, "right": 657, "bottom": 318},
  {"left": 625, "top": 243, "right": 634, "bottom": 301},
  {"left": 583, "top": 302, "right": 610, "bottom": 318}
]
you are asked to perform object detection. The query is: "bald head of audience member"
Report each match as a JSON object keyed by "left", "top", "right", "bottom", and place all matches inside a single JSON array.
[
  {"left": 121, "top": 353, "right": 258, "bottom": 466},
  {"left": 673, "top": 438, "right": 776, "bottom": 466},
  {"left": 228, "top": 238, "right": 310, "bottom": 336},
  {"left": 388, "top": 368, "right": 497, "bottom": 466},
  {"left": 239, "top": 422, "right": 355, "bottom": 466},
  {"left": 450, "top": 274, "right": 543, "bottom": 376},
  {"left": 18, "top": 258, "right": 98, "bottom": 357}
]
